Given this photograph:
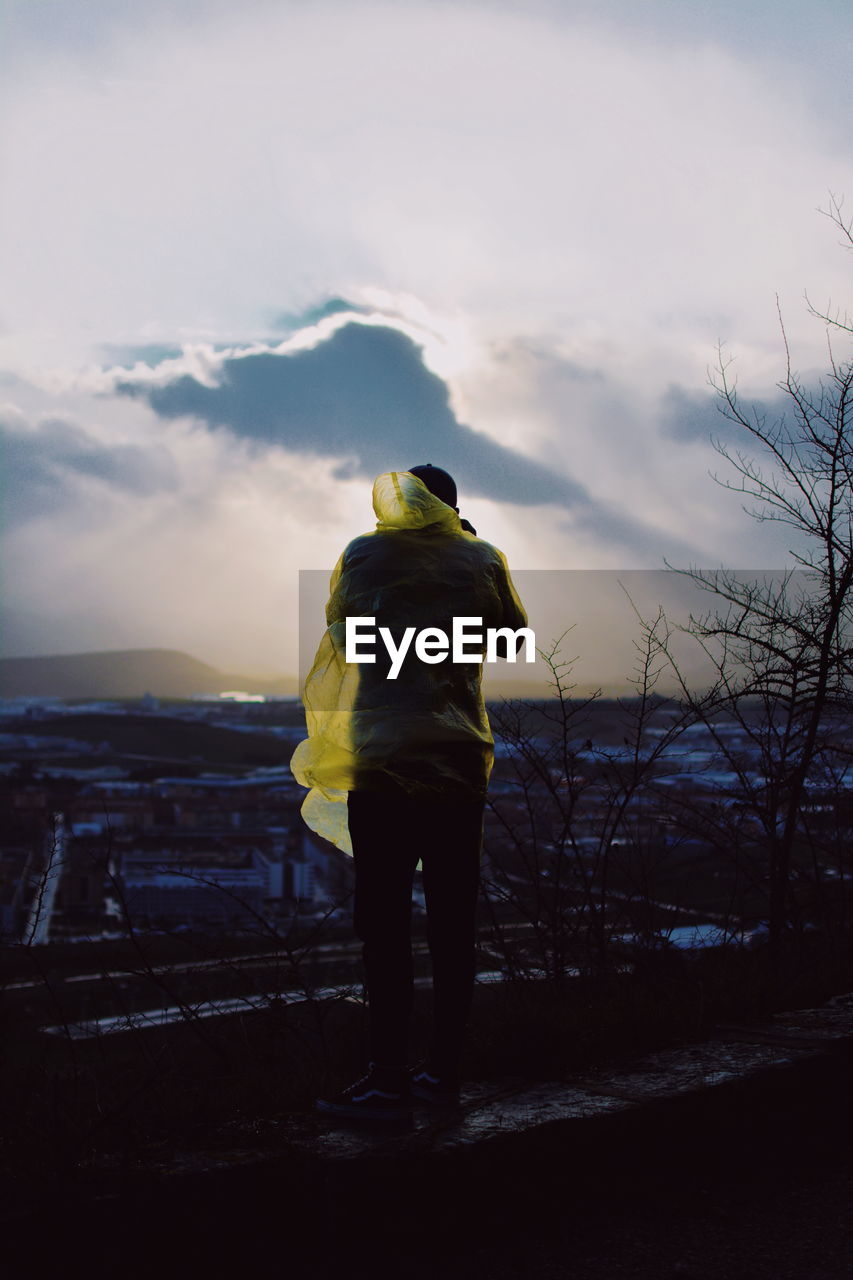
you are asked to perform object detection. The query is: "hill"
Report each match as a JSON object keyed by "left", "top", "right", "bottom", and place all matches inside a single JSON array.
[{"left": 0, "top": 649, "right": 298, "bottom": 699}]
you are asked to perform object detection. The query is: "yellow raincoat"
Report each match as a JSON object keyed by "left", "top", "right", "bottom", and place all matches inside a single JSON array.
[{"left": 290, "top": 471, "right": 527, "bottom": 853}]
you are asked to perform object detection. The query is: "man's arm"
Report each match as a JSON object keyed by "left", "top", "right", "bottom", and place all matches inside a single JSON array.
[{"left": 491, "top": 550, "right": 529, "bottom": 659}]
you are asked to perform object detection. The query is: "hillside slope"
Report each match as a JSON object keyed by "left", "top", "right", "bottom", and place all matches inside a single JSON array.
[{"left": 0, "top": 649, "right": 297, "bottom": 698}]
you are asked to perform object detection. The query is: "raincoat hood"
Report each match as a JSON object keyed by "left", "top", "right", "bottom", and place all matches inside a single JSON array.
[{"left": 372, "top": 471, "right": 462, "bottom": 534}]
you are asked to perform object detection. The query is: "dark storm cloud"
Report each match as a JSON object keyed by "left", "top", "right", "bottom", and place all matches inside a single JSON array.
[
  {"left": 660, "top": 384, "right": 794, "bottom": 446},
  {"left": 270, "top": 297, "right": 370, "bottom": 332},
  {"left": 660, "top": 385, "right": 731, "bottom": 443},
  {"left": 0, "top": 410, "right": 179, "bottom": 524},
  {"left": 114, "top": 322, "right": 590, "bottom": 509}
]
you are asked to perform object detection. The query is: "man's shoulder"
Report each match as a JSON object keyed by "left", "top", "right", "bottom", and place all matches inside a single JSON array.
[
  {"left": 342, "top": 532, "right": 378, "bottom": 555},
  {"left": 340, "top": 531, "right": 391, "bottom": 568},
  {"left": 341, "top": 530, "right": 503, "bottom": 566},
  {"left": 461, "top": 534, "right": 504, "bottom": 561}
]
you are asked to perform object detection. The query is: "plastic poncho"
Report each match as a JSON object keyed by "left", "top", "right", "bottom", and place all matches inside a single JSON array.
[{"left": 289, "top": 471, "right": 527, "bottom": 854}]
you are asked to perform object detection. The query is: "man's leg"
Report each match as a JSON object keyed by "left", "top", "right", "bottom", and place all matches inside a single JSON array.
[
  {"left": 347, "top": 790, "right": 420, "bottom": 1067},
  {"left": 420, "top": 795, "right": 484, "bottom": 1080}
]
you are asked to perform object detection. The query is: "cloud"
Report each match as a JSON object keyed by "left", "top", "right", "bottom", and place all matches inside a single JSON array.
[
  {"left": 98, "top": 341, "right": 185, "bottom": 366},
  {"left": 112, "top": 321, "right": 591, "bottom": 509},
  {"left": 0, "top": 405, "right": 179, "bottom": 525},
  {"left": 0, "top": 402, "right": 371, "bottom": 670},
  {"left": 450, "top": 335, "right": 810, "bottom": 566},
  {"left": 109, "top": 318, "right": 734, "bottom": 566},
  {"left": 4, "top": 0, "right": 844, "bottom": 671},
  {"left": 270, "top": 296, "right": 371, "bottom": 333},
  {"left": 2, "top": 2, "right": 850, "bottom": 376},
  {"left": 659, "top": 386, "right": 733, "bottom": 445},
  {"left": 658, "top": 381, "right": 827, "bottom": 453}
]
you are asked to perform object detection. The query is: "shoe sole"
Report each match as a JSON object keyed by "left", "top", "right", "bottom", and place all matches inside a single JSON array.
[{"left": 411, "top": 1084, "right": 461, "bottom": 1106}]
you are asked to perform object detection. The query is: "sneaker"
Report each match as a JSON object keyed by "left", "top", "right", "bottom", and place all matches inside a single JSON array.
[
  {"left": 315, "top": 1063, "right": 414, "bottom": 1122},
  {"left": 410, "top": 1062, "right": 461, "bottom": 1106}
]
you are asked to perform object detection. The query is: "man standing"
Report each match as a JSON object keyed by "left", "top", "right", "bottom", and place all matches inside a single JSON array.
[{"left": 291, "top": 466, "right": 528, "bottom": 1120}]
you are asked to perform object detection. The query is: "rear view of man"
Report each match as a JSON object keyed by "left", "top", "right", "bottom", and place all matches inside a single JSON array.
[{"left": 291, "top": 465, "right": 528, "bottom": 1120}]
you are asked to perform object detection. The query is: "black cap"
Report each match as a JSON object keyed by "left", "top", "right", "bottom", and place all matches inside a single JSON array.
[{"left": 407, "top": 464, "right": 457, "bottom": 509}]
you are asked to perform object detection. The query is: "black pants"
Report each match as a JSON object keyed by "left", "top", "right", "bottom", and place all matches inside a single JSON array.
[{"left": 347, "top": 788, "right": 484, "bottom": 1075}]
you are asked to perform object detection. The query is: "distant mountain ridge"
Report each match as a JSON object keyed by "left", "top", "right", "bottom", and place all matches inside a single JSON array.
[{"left": 0, "top": 649, "right": 299, "bottom": 699}]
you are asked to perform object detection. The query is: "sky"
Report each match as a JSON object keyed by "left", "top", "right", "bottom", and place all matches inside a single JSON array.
[{"left": 2, "top": 0, "right": 853, "bottom": 680}]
